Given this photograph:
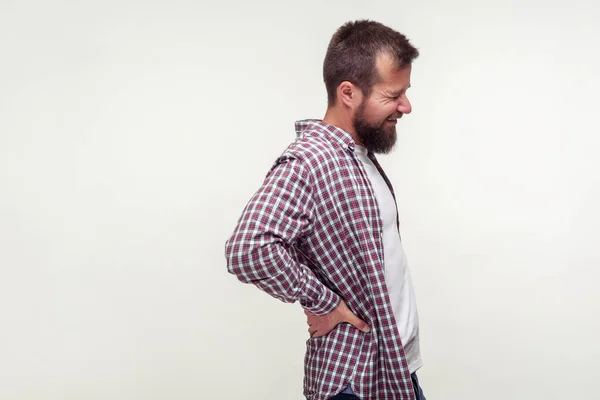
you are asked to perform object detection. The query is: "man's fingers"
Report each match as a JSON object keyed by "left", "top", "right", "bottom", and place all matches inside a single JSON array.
[
  {"left": 355, "top": 318, "right": 371, "bottom": 333},
  {"left": 306, "top": 302, "right": 370, "bottom": 337},
  {"left": 337, "top": 300, "right": 371, "bottom": 333},
  {"left": 311, "top": 329, "right": 326, "bottom": 338},
  {"left": 345, "top": 312, "right": 371, "bottom": 333}
]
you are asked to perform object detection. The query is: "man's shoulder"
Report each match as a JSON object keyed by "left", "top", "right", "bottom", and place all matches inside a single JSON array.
[{"left": 280, "top": 132, "right": 344, "bottom": 166}]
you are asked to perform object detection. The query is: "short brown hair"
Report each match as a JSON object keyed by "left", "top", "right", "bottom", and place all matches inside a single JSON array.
[{"left": 323, "top": 20, "right": 419, "bottom": 106}]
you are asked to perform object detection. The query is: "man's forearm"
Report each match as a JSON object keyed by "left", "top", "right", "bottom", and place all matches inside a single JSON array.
[{"left": 225, "top": 238, "right": 340, "bottom": 315}]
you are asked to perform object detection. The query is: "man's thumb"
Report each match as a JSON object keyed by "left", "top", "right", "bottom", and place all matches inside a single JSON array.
[{"left": 348, "top": 314, "right": 371, "bottom": 333}]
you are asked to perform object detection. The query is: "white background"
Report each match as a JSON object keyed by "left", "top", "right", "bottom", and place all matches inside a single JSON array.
[{"left": 1, "top": 0, "right": 599, "bottom": 399}]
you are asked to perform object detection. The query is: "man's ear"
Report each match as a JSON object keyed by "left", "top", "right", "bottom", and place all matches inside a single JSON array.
[{"left": 337, "top": 81, "right": 363, "bottom": 109}]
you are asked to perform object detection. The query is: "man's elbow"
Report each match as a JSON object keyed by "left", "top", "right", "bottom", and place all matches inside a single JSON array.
[
  {"left": 227, "top": 243, "right": 292, "bottom": 292},
  {"left": 224, "top": 240, "right": 250, "bottom": 282},
  {"left": 224, "top": 239, "right": 273, "bottom": 284}
]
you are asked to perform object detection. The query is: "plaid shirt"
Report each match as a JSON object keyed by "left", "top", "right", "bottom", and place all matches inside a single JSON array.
[{"left": 225, "top": 119, "right": 417, "bottom": 400}]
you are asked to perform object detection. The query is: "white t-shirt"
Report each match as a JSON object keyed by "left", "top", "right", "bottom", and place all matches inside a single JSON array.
[{"left": 355, "top": 145, "right": 422, "bottom": 373}]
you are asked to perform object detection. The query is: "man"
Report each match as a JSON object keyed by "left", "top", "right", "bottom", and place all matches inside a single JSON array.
[{"left": 225, "top": 20, "right": 425, "bottom": 400}]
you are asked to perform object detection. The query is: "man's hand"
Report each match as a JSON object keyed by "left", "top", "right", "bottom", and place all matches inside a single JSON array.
[{"left": 305, "top": 300, "right": 371, "bottom": 338}]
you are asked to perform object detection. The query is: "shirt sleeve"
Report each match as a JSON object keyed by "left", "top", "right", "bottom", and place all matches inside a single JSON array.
[{"left": 224, "top": 155, "right": 341, "bottom": 316}]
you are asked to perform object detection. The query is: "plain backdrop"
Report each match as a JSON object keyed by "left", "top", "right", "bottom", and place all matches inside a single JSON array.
[{"left": 1, "top": 0, "right": 599, "bottom": 399}]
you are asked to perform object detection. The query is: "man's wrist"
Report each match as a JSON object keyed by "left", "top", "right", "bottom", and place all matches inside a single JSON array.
[{"left": 302, "top": 286, "right": 341, "bottom": 316}]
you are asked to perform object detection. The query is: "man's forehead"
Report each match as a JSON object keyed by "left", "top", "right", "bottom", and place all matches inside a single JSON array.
[{"left": 374, "top": 63, "right": 411, "bottom": 91}]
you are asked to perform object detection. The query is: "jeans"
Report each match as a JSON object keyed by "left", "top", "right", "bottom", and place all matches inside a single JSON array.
[{"left": 328, "top": 373, "right": 426, "bottom": 400}]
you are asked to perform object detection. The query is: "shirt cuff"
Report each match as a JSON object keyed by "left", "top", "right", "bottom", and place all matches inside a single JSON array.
[{"left": 301, "top": 285, "right": 341, "bottom": 316}]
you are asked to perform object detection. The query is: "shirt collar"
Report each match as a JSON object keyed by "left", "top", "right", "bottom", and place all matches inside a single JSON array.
[{"left": 294, "top": 119, "right": 356, "bottom": 152}]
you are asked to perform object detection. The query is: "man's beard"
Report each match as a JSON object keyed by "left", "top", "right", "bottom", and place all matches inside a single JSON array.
[{"left": 353, "top": 103, "right": 398, "bottom": 155}]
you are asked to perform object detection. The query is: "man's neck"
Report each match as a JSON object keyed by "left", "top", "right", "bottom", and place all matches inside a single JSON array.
[{"left": 322, "top": 108, "right": 361, "bottom": 145}]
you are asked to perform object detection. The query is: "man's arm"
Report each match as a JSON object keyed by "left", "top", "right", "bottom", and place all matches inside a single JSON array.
[{"left": 224, "top": 156, "right": 340, "bottom": 316}]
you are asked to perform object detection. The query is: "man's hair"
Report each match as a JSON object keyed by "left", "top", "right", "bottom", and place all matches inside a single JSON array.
[{"left": 323, "top": 20, "right": 419, "bottom": 106}]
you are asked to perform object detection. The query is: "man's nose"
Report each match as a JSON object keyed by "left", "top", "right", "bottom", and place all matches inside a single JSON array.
[{"left": 398, "top": 96, "right": 412, "bottom": 115}]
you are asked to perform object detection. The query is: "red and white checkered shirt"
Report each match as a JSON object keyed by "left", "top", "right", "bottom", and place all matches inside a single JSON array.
[{"left": 225, "top": 119, "right": 417, "bottom": 400}]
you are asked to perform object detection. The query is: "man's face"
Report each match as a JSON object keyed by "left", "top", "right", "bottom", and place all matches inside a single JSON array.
[{"left": 352, "top": 57, "right": 412, "bottom": 154}]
